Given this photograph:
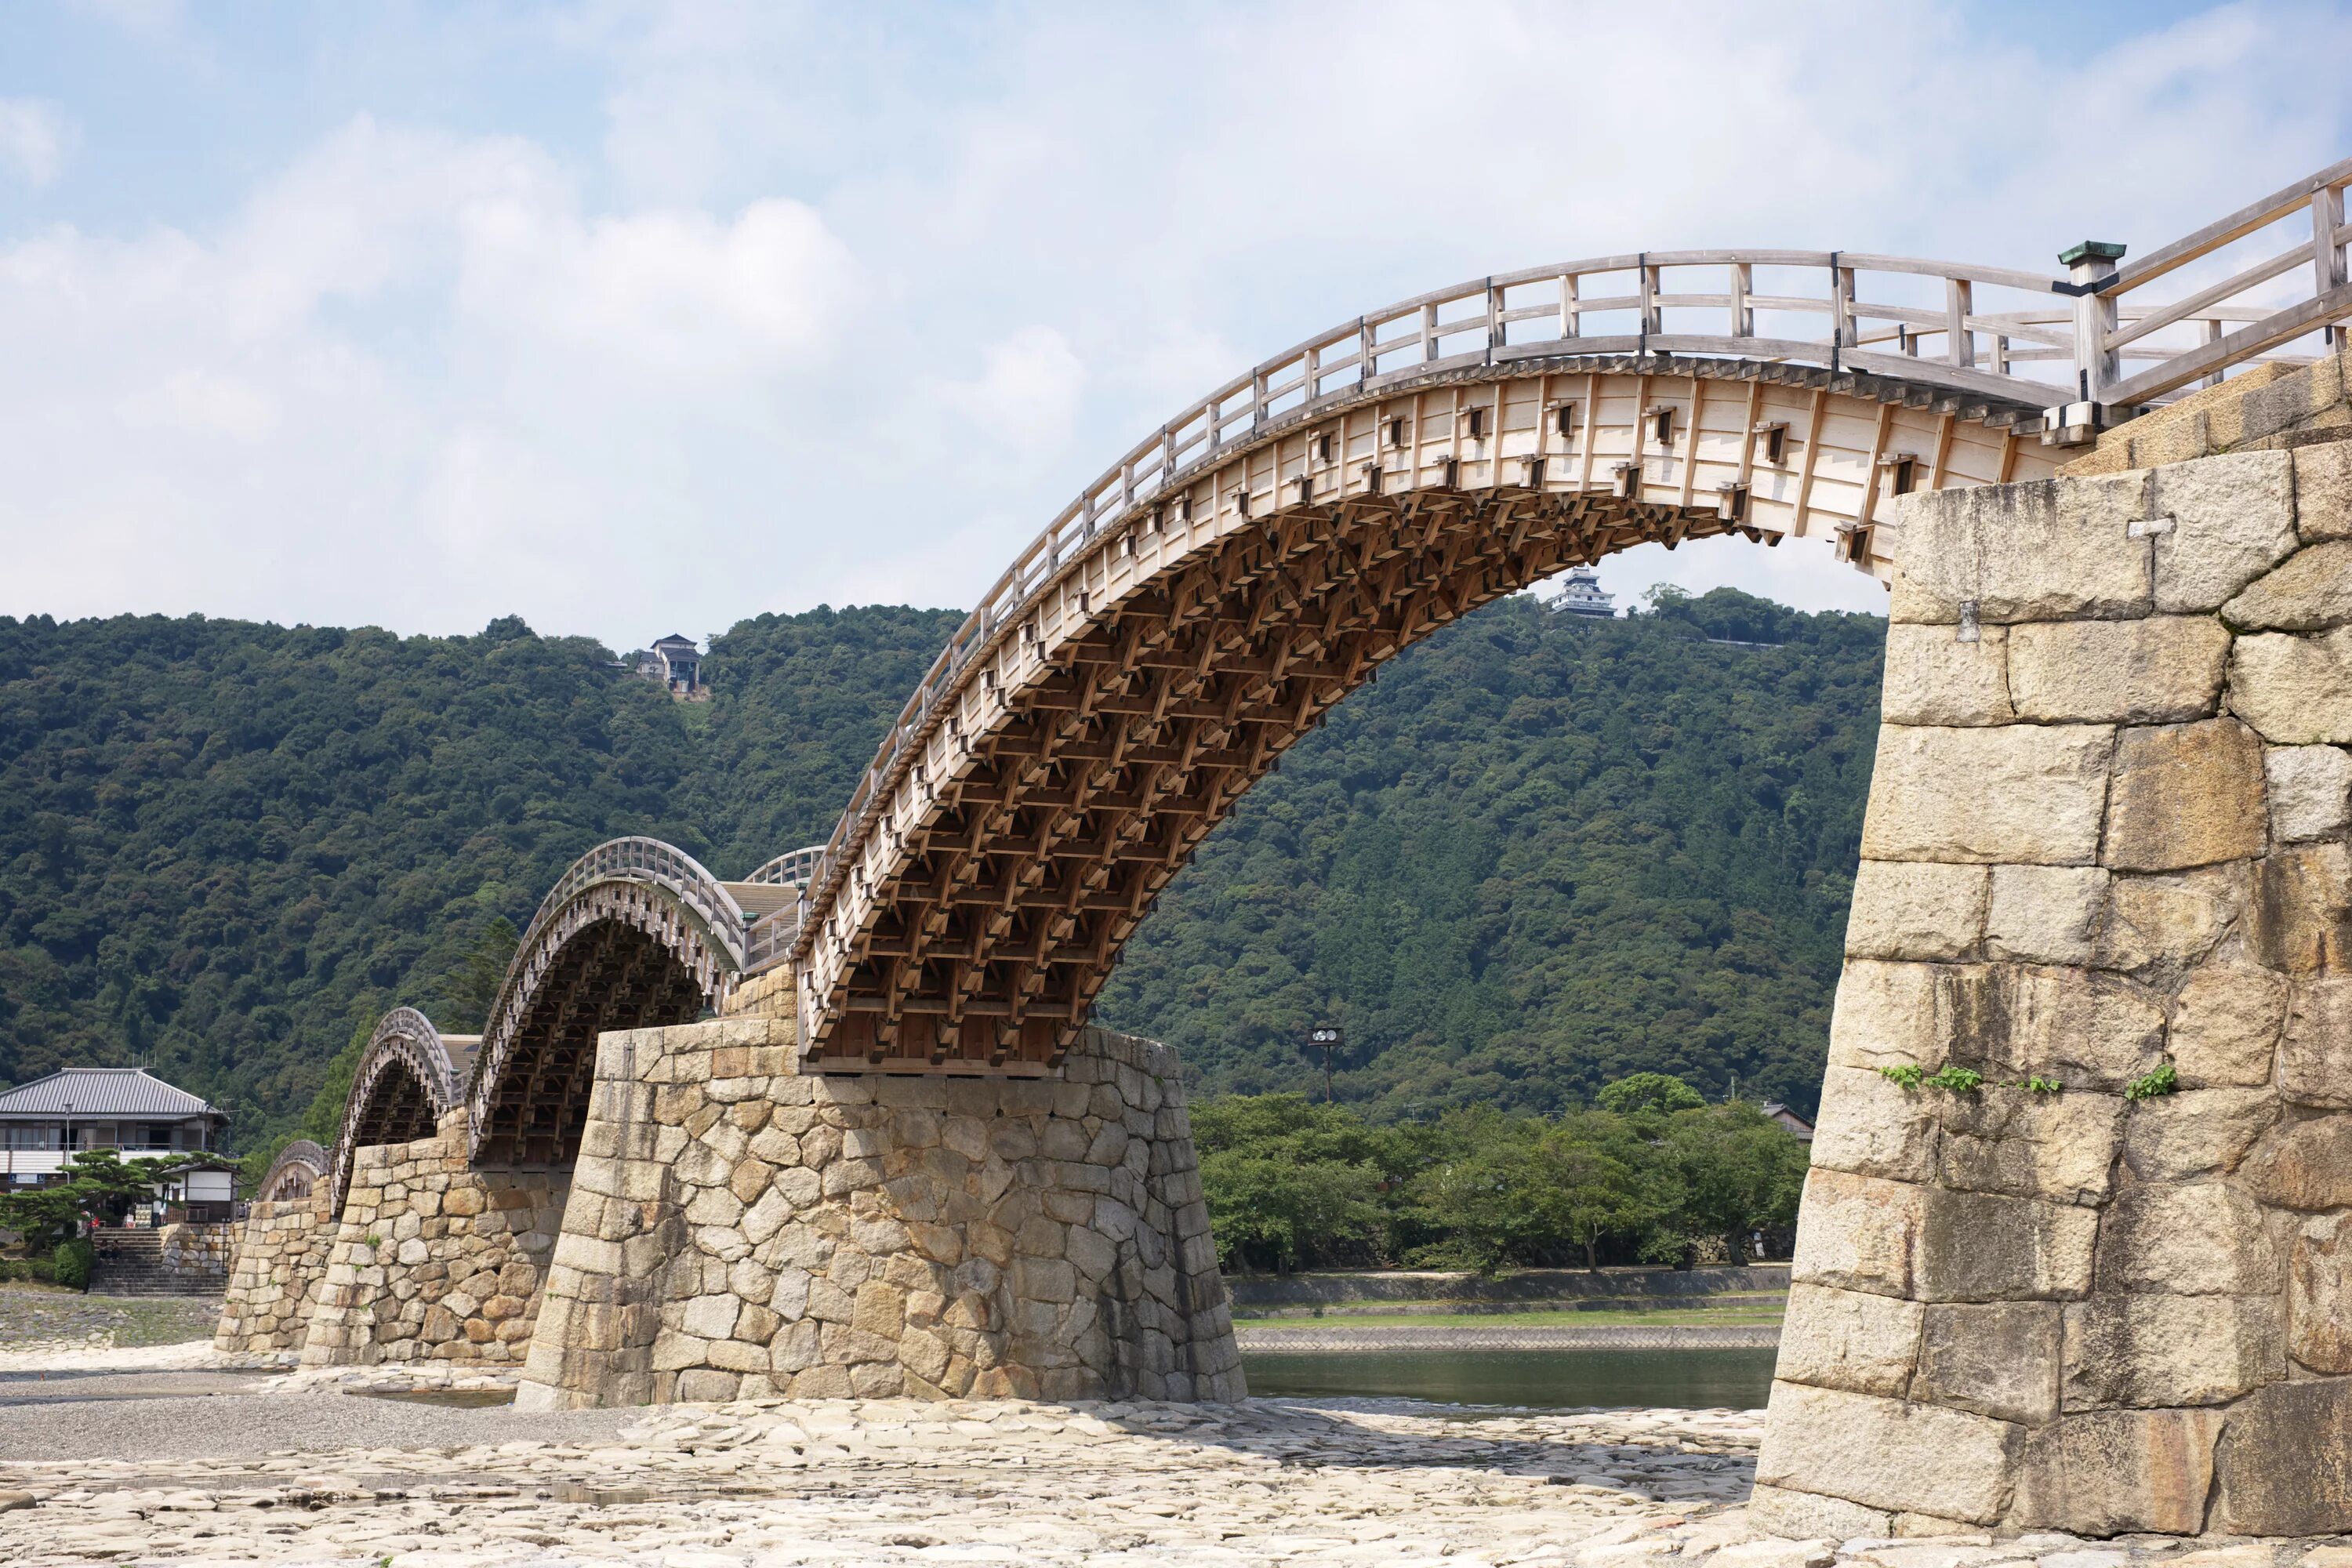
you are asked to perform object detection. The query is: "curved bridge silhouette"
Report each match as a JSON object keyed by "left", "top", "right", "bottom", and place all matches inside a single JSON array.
[{"left": 317, "top": 158, "right": 2350, "bottom": 1183}]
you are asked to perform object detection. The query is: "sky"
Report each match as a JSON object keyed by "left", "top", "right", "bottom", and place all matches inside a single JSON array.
[{"left": 1, "top": 1, "right": 2347, "bottom": 652}]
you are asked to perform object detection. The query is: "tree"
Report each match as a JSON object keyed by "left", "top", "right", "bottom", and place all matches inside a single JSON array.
[
  {"left": 1597, "top": 1073, "right": 1708, "bottom": 1116},
  {"left": 1645, "top": 1102, "right": 1810, "bottom": 1264},
  {"left": 2, "top": 587, "right": 1880, "bottom": 1145},
  {"left": 0, "top": 1149, "right": 197, "bottom": 1252},
  {"left": 1196, "top": 1148, "right": 1388, "bottom": 1274},
  {"left": 437, "top": 916, "right": 520, "bottom": 1033},
  {"left": 1531, "top": 1114, "right": 1669, "bottom": 1271},
  {"left": 1192, "top": 1093, "right": 1396, "bottom": 1272}
]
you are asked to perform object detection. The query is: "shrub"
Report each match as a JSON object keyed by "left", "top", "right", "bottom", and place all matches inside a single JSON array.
[{"left": 53, "top": 1237, "right": 94, "bottom": 1290}]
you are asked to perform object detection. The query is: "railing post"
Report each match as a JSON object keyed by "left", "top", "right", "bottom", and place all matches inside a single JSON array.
[
  {"left": 2060, "top": 240, "right": 2126, "bottom": 405},
  {"left": 2318, "top": 183, "right": 2349, "bottom": 348},
  {"left": 1945, "top": 278, "right": 1973, "bottom": 368},
  {"left": 1731, "top": 263, "right": 1753, "bottom": 339}
]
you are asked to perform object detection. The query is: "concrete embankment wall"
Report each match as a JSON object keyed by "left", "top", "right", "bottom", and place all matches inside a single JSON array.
[
  {"left": 516, "top": 1015, "right": 1244, "bottom": 1407},
  {"left": 1757, "top": 400, "right": 2352, "bottom": 1535},
  {"left": 1240, "top": 1324, "right": 1781, "bottom": 1352},
  {"left": 1229, "top": 1265, "right": 1789, "bottom": 1310}
]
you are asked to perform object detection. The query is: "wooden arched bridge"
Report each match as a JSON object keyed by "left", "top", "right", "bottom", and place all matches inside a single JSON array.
[{"left": 325, "top": 158, "right": 2351, "bottom": 1185}]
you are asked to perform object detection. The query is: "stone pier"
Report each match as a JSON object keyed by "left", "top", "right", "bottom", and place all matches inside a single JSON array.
[
  {"left": 1756, "top": 430, "right": 2352, "bottom": 1535},
  {"left": 214, "top": 1194, "right": 336, "bottom": 1354},
  {"left": 515, "top": 1015, "right": 1244, "bottom": 1408},
  {"left": 295, "top": 1112, "right": 568, "bottom": 1367}
]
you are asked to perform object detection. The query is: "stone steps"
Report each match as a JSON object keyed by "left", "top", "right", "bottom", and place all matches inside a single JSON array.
[{"left": 89, "top": 1233, "right": 226, "bottom": 1298}]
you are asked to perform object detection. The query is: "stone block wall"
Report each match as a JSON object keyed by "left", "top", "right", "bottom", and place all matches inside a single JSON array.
[
  {"left": 297, "top": 1109, "right": 568, "bottom": 1367},
  {"left": 1755, "top": 437, "right": 2352, "bottom": 1537},
  {"left": 516, "top": 1012, "right": 1244, "bottom": 1408},
  {"left": 216, "top": 1195, "right": 336, "bottom": 1353},
  {"left": 2060, "top": 338, "right": 2350, "bottom": 477}
]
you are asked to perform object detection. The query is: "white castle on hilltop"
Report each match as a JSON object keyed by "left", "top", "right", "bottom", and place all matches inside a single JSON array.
[{"left": 1555, "top": 565, "right": 1616, "bottom": 618}]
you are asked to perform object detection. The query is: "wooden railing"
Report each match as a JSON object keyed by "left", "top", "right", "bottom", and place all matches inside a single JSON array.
[
  {"left": 743, "top": 845, "right": 827, "bottom": 887},
  {"left": 740, "top": 844, "right": 826, "bottom": 971},
  {"left": 2092, "top": 157, "right": 2352, "bottom": 408},
  {"left": 514, "top": 837, "right": 750, "bottom": 973},
  {"left": 759, "top": 158, "right": 2352, "bottom": 975}
]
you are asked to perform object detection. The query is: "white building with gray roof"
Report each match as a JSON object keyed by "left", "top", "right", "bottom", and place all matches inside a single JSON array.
[{"left": 0, "top": 1068, "right": 231, "bottom": 1199}]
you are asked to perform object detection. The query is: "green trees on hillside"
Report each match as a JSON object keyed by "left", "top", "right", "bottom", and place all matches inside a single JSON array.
[
  {"left": 1096, "top": 588, "right": 1882, "bottom": 1115},
  {"left": 0, "top": 585, "right": 1882, "bottom": 1152},
  {"left": 1192, "top": 1079, "right": 1810, "bottom": 1276}
]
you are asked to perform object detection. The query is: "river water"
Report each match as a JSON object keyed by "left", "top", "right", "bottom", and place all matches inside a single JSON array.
[{"left": 1239, "top": 1347, "right": 1776, "bottom": 1410}]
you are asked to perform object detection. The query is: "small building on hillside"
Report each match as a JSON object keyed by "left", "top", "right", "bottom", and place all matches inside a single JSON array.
[
  {"left": 1760, "top": 1102, "right": 1815, "bottom": 1142},
  {"left": 0, "top": 1068, "right": 233, "bottom": 1206},
  {"left": 633, "top": 633, "right": 708, "bottom": 700}
]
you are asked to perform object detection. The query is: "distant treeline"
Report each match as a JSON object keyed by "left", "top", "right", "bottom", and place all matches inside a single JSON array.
[
  {"left": 1193, "top": 1073, "right": 1810, "bottom": 1276},
  {"left": 0, "top": 584, "right": 1880, "bottom": 1156}
]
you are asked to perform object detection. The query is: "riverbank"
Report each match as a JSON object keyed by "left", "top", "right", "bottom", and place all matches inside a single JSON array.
[
  {"left": 0, "top": 1283, "right": 223, "bottom": 1354},
  {"left": 1237, "top": 1323, "right": 1782, "bottom": 1353},
  {"left": 1227, "top": 1264, "right": 1791, "bottom": 1311}
]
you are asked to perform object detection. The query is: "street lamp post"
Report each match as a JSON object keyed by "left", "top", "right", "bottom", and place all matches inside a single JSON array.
[{"left": 1306, "top": 1026, "right": 1343, "bottom": 1104}]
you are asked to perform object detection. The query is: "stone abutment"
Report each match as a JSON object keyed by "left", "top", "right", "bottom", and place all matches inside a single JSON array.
[{"left": 1756, "top": 430, "right": 2352, "bottom": 1537}]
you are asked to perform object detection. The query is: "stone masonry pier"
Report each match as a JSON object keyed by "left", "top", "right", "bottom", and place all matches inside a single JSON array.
[
  {"left": 213, "top": 1194, "right": 335, "bottom": 1355},
  {"left": 1756, "top": 424, "right": 2352, "bottom": 1534},
  {"left": 213, "top": 1006, "right": 1242, "bottom": 1403},
  {"left": 293, "top": 1113, "right": 569, "bottom": 1369},
  {"left": 516, "top": 1018, "right": 1243, "bottom": 1407}
]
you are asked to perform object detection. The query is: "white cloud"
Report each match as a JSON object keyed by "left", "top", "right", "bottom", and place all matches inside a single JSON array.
[
  {"left": 929, "top": 326, "right": 1084, "bottom": 463},
  {"left": 0, "top": 116, "right": 869, "bottom": 636},
  {"left": 0, "top": 100, "right": 71, "bottom": 187},
  {"left": 68, "top": 0, "right": 184, "bottom": 39},
  {"left": 0, "top": 2, "right": 2346, "bottom": 644}
]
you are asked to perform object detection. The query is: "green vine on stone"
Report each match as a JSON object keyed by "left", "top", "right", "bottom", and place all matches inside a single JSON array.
[
  {"left": 2125, "top": 1063, "right": 2180, "bottom": 1102},
  {"left": 1878, "top": 1064, "right": 2061, "bottom": 1095}
]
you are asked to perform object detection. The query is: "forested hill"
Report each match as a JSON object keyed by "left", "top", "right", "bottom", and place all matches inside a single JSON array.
[{"left": 0, "top": 588, "right": 1880, "bottom": 1147}]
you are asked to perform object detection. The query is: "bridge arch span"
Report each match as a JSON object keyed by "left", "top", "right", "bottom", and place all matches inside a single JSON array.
[
  {"left": 788, "top": 350, "right": 2063, "bottom": 1071},
  {"left": 465, "top": 838, "right": 746, "bottom": 1165},
  {"left": 331, "top": 1007, "right": 467, "bottom": 1208},
  {"left": 256, "top": 1138, "right": 328, "bottom": 1204}
]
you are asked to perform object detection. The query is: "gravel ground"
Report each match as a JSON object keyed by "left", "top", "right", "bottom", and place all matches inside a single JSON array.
[
  {"left": 1, "top": 1386, "right": 1767, "bottom": 1566},
  {"left": 0, "top": 1283, "right": 221, "bottom": 1348},
  {"left": 0, "top": 1387, "right": 640, "bottom": 1461},
  {"left": 0, "top": 1369, "right": 267, "bottom": 1407}
]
